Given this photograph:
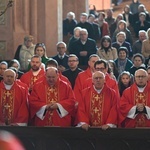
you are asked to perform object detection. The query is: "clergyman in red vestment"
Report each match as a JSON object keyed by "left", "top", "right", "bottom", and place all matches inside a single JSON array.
[
  {"left": 20, "top": 55, "right": 45, "bottom": 92},
  {"left": 29, "top": 67, "right": 76, "bottom": 127},
  {"left": 0, "top": 69, "right": 29, "bottom": 126},
  {"left": 76, "top": 71, "right": 118, "bottom": 131},
  {"left": 119, "top": 69, "right": 150, "bottom": 127}
]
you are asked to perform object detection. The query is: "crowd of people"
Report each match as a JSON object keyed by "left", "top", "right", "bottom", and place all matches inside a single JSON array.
[{"left": 0, "top": 0, "right": 150, "bottom": 130}]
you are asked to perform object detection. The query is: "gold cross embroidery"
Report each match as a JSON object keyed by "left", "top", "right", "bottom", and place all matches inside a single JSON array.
[
  {"left": 4, "top": 103, "right": 10, "bottom": 109},
  {"left": 93, "top": 107, "right": 99, "bottom": 114},
  {"left": 33, "top": 76, "right": 37, "bottom": 82},
  {"left": 138, "top": 93, "right": 144, "bottom": 100},
  {"left": 94, "top": 95, "right": 100, "bottom": 101},
  {"left": 5, "top": 91, "right": 11, "bottom": 97}
]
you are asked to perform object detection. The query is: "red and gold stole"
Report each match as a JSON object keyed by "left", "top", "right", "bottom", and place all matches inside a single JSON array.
[
  {"left": 90, "top": 91, "right": 104, "bottom": 126},
  {"left": 1, "top": 89, "right": 14, "bottom": 125},
  {"left": 134, "top": 92, "right": 148, "bottom": 127},
  {"left": 30, "top": 74, "right": 42, "bottom": 90},
  {"left": 45, "top": 86, "right": 59, "bottom": 126}
]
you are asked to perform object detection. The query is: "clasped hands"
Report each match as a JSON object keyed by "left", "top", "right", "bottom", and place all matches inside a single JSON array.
[
  {"left": 136, "top": 103, "right": 145, "bottom": 112},
  {"left": 46, "top": 103, "right": 58, "bottom": 111}
]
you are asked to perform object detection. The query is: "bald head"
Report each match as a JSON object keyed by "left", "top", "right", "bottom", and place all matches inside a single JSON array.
[
  {"left": 3, "top": 69, "right": 16, "bottom": 85},
  {"left": 46, "top": 67, "right": 58, "bottom": 86}
]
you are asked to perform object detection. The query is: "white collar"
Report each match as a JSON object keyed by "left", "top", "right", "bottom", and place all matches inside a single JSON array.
[
  {"left": 3, "top": 83, "right": 14, "bottom": 90},
  {"left": 93, "top": 85, "right": 104, "bottom": 94}
]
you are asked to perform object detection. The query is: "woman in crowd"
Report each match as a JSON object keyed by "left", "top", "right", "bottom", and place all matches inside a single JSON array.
[
  {"left": 97, "top": 35, "right": 118, "bottom": 61},
  {"left": 112, "top": 20, "right": 133, "bottom": 46},
  {"left": 114, "top": 47, "right": 133, "bottom": 75},
  {"left": 129, "top": 53, "right": 146, "bottom": 75},
  {"left": 118, "top": 71, "right": 134, "bottom": 97},
  {"left": 8, "top": 59, "right": 24, "bottom": 79},
  {"left": 28, "top": 43, "right": 49, "bottom": 70}
]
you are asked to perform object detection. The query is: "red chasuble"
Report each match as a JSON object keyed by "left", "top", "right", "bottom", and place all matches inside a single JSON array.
[
  {"left": 74, "top": 67, "right": 92, "bottom": 102},
  {"left": 29, "top": 78, "right": 76, "bottom": 127},
  {"left": 20, "top": 69, "right": 45, "bottom": 91},
  {"left": 76, "top": 84, "right": 118, "bottom": 126},
  {"left": 82, "top": 73, "right": 119, "bottom": 99},
  {"left": 119, "top": 83, "right": 150, "bottom": 127},
  {"left": 0, "top": 82, "right": 29, "bottom": 125}
]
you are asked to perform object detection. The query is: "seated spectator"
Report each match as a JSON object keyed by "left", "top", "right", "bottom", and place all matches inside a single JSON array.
[
  {"left": 114, "top": 47, "right": 133, "bottom": 75},
  {"left": 97, "top": 35, "right": 118, "bottom": 61},
  {"left": 53, "top": 42, "right": 69, "bottom": 72},
  {"left": 68, "top": 27, "right": 82, "bottom": 53},
  {"left": 108, "top": 60, "right": 119, "bottom": 80},
  {"left": 8, "top": 59, "right": 24, "bottom": 79},
  {"left": 63, "top": 12, "right": 77, "bottom": 44},
  {"left": 133, "top": 4, "right": 150, "bottom": 26},
  {"left": 110, "top": 13, "right": 123, "bottom": 38},
  {"left": 76, "top": 12, "right": 95, "bottom": 39},
  {"left": 62, "top": 54, "right": 83, "bottom": 89},
  {"left": 118, "top": 71, "right": 134, "bottom": 97},
  {"left": 134, "top": 12, "right": 150, "bottom": 37},
  {"left": 88, "top": 14, "right": 101, "bottom": 42},
  {"left": 122, "top": 5, "right": 133, "bottom": 27},
  {"left": 105, "top": 9, "right": 115, "bottom": 29},
  {"left": 63, "top": 12, "right": 77, "bottom": 36},
  {"left": 129, "top": 53, "right": 146, "bottom": 75},
  {"left": 69, "top": 28, "right": 97, "bottom": 69},
  {"left": 132, "top": 30, "right": 147, "bottom": 55},
  {"left": 129, "top": 0, "right": 141, "bottom": 15},
  {"left": 112, "top": 20, "right": 133, "bottom": 46},
  {"left": 0, "top": 61, "right": 8, "bottom": 81},
  {"left": 142, "top": 28, "right": 150, "bottom": 59},
  {"left": 112, "top": 31, "right": 133, "bottom": 58},
  {"left": 14, "top": 35, "right": 35, "bottom": 72},
  {"left": 28, "top": 42, "right": 49, "bottom": 71},
  {"left": 95, "top": 12, "right": 110, "bottom": 37}
]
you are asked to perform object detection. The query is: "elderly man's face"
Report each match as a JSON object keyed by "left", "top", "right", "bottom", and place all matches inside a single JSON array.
[
  {"left": 135, "top": 70, "right": 148, "bottom": 87},
  {"left": 46, "top": 69, "right": 58, "bottom": 86},
  {"left": 80, "top": 31, "right": 88, "bottom": 41},
  {"left": 3, "top": 70, "right": 16, "bottom": 85},
  {"left": 92, "top": 71, "right": 105, "bottom": 90}
]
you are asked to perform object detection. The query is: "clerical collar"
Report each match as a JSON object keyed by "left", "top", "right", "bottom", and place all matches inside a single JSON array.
[
  {"left": 32, "top": 68, "right": 41, "bottom": 76},
  {"left": 58, "top": 54, "right": 66, "bottom": 59},
  {"left": 137, "top": 84, "right": 147, "bottom": 92},
  {"left": 3, "top": 82, "right": 14, "bottom": 90},
  {"left": 93, "top": 85, "right": 104, "bottom": 94}
]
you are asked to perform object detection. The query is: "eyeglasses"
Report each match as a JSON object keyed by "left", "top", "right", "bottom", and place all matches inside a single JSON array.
[
  {"left": 135, "top": 76, "right": 146, "bottom": 79},
  {"left": 68, "top": 60, "right": 78, "bottom": 63},
  {"left": 95, "top": 68, "right": 105, "bottom": 71}
]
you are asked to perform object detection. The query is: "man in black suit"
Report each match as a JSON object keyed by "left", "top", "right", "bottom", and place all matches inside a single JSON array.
[
  {"left": 70, "top": 28, "right": 97, "bottom": 69},
  {"left": 62, "top": 54, "right": 83, "bottom": 89},
  {"left": 88, "top": 14, "right": 101, "bottom": 42},
  {"left": 53, "top": 42, "right": 69, "bottom": 72}
]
